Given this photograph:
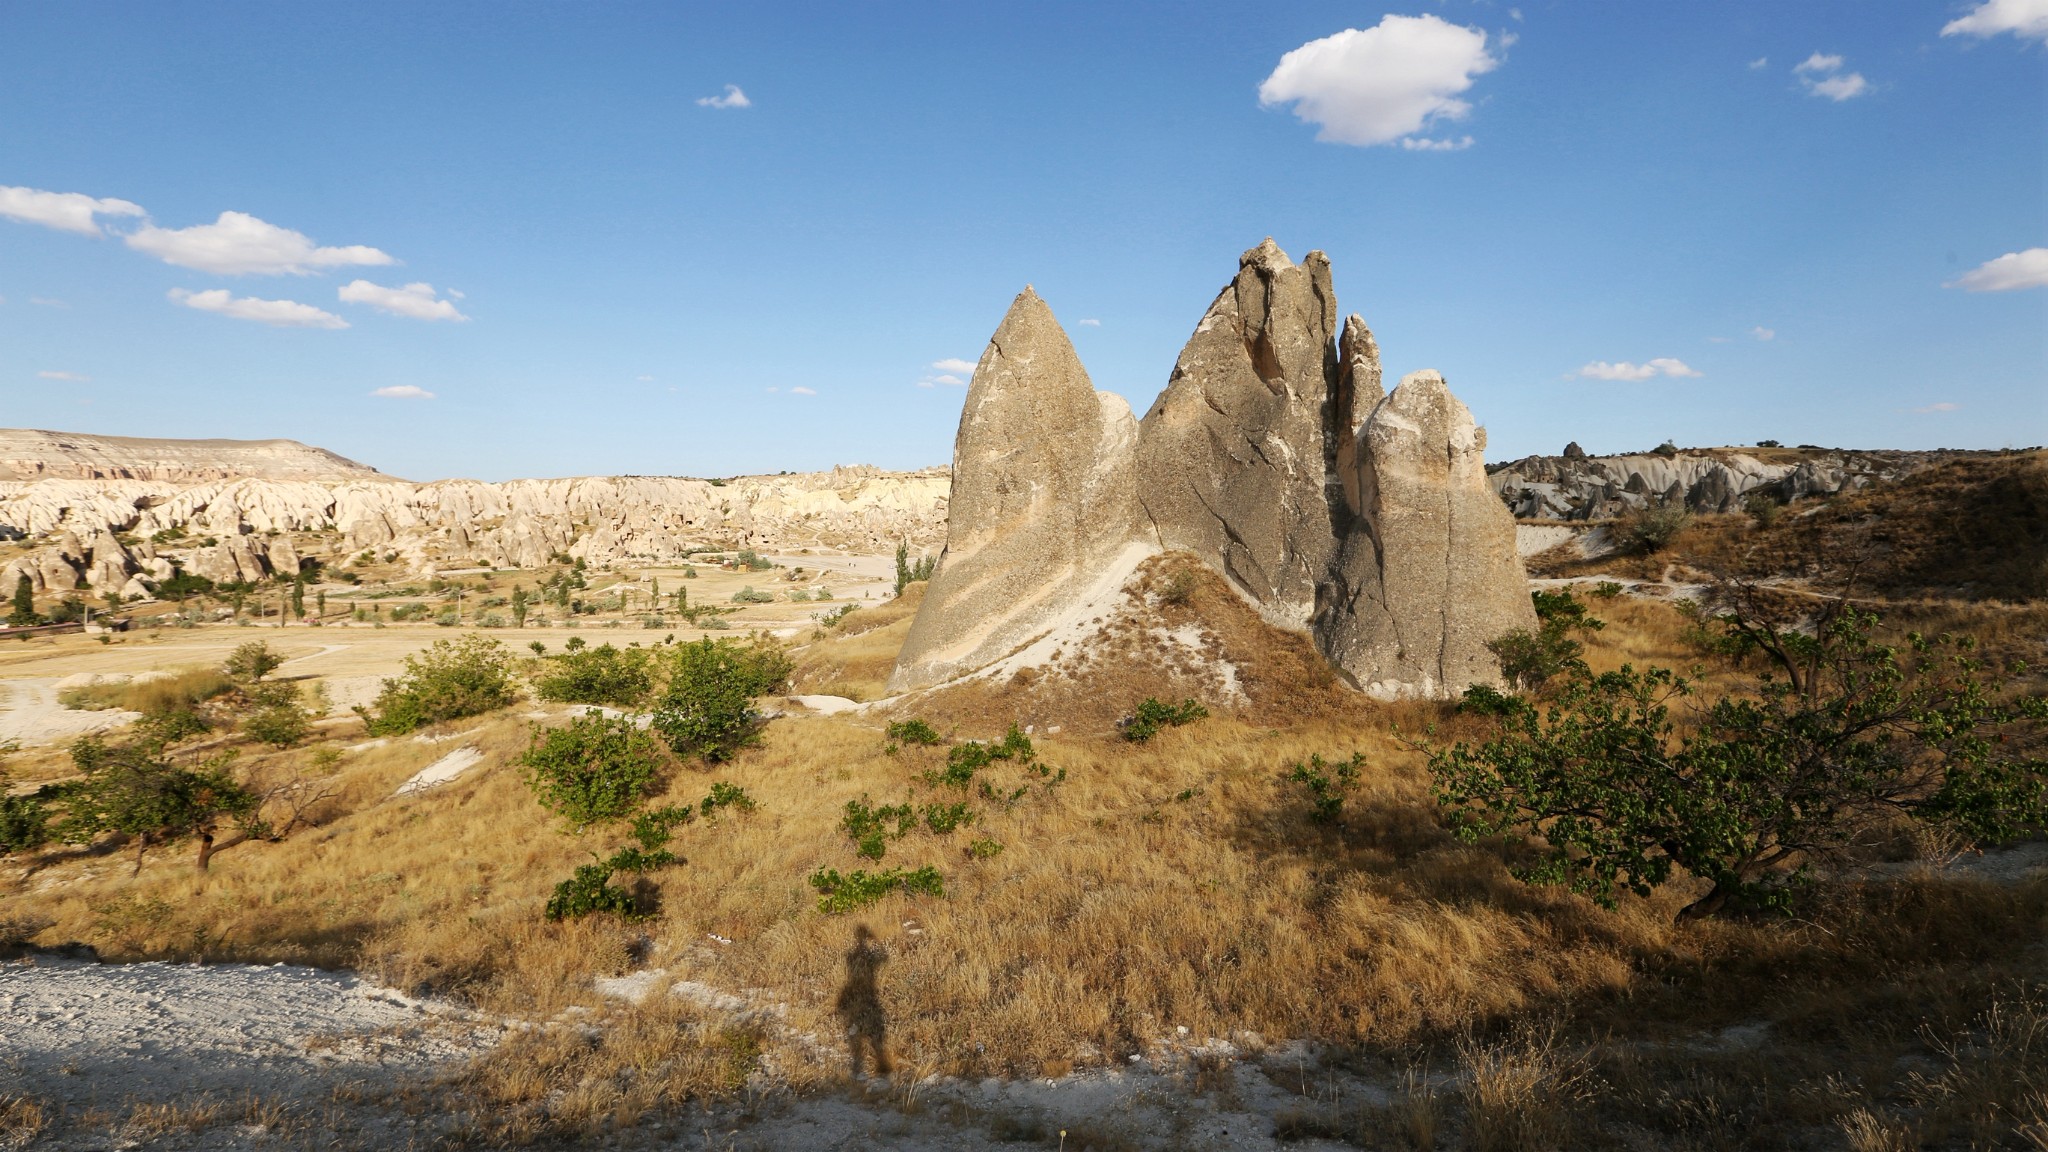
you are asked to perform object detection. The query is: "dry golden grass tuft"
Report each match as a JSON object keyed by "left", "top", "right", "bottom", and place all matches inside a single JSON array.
[{"left": 787, "top": 583, "right": 924, "bottom": 701}]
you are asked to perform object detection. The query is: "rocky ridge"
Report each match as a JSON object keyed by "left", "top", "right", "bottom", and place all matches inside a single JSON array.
[
  {"left": 0, "top": 428, "right": 383, "bottom": 483},
  {"left": 1487, "top": 446, "right": 1983, "bottom": 521},
  {"left": 0, "top": 467, "right": 949, "bottom": 601},
  {"left": 891, "top": 240, "right": 1535, "bottom": 700}
]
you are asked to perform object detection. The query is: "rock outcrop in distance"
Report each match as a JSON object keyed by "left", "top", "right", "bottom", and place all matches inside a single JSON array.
[
  {"left": 891, "top": 240, "right": 1536, "bottom": 700},
  {"left": 1486, "top": 445, "right": 1992, "bottom": 522},
  {"left": 0, "top": 429, "right": 384, "bottom": 483},
  {"left": 0, "top": 467, "right": 949, "bottom": 601}
]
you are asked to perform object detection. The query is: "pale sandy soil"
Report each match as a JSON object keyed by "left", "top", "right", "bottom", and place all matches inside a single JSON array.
[{"left": 0, "top": 955, "right": 1379, "bottom": 1151}]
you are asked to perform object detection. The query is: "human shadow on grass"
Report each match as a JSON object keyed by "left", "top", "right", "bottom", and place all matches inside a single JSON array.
[{"left": 836, "top": 924, "right": 892, "bottom": 1080}]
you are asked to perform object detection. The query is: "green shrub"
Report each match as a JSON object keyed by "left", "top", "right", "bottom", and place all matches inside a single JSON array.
[
  {"left": 242, "top": 683, "right": 312, "bottom": 748},
  {"left": 223, "top": 641, "right": 283, "bottom": 683},
  {"left": 965, "top": 837, "right": 1003, "bottom": 860},
  {"left": 730, "top": 586, "right": 773, "bottom": 604},
  {"left": 520, "top": 710, "right": 667, "bottom": 828},
  {"left": 922, "top": 802, "right": 976, "bottom": 835},
  {"left": 700, "top": 781, "right": 755, "bottom": 816},
  {"left": 808, "top": 865, "right": 944, "bottom": 914},
  {"left": 1430, "top": 605, "right": 2048, "bottom": 919},
  {"left": 1487, "top": 589, "right": 1607, "bottom": 693},
  {"left": 533, "top": 642, "right": 655, "bottom": 707},
  {"left": 893, "top": 542, "right": 938, "bottom": 597},
  {"left": 545, "top": 860, "right": 640, "bottom": 920},
  {"left": 1287, "top": 752, "right": 1363, "bottom": 823},
  {"left": 355, "top": 635, "right": 516, "bottom": 735},
  {"left": 649, "top": 638, "right": 791, "bottom": 762},
  {"left": 0, "top": 792, "right": 53, "bottom": 855},
  {"left": 1619, "top": 503, "right": 1692, "bottom": 555},
  {"left": 58, "top": 734, "right": 260, "bottom": 870},
  {"left": 1592, "top": 581, "right": 1625, "bottom": 599},
  {"left": 885, "top": 719, "right": 942, "bottom": 747},
  {"left": 842, "top": 796, "right": 916, "bottom": 859},
  {"left": 1121, "top": 697, "right": 1208, "bottom": 743}
]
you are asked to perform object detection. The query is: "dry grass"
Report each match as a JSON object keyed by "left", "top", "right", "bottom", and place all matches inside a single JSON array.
[
  {"left": 0, "top": 1094, "right": 47, "bottom": 1149},
  {"left": 56, "top": 666, "right": 233, "bottom": 713},
  {"left": 787, "top": 584, "right": 925, "bottom": 701},
  {"left": 5, "top": 570, "right": 2046, "bottom": 1147}
]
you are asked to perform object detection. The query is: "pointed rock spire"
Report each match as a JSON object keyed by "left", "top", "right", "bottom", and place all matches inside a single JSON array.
[
  {"left": 1134, "top": 239, "right": 1341, "bottom": 627},
  {"left": 1318, "top": 371, "right": 1536, "bottom": 698},
  {"left": 887, "top": 288, "right": 1144, "bottom": 692}
]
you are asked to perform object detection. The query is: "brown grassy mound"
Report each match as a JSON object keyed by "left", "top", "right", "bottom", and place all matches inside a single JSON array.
[
  {"left": 786, "top": 583, "right": 924, "bottom": 701},
  {"left": 881, "top": 553, "right": 1360, "bottom": 738}
]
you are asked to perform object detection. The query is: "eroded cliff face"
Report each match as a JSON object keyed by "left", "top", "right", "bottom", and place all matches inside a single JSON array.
[
  {"left": 0, "top": 429, "right": 383, "bottom": 483},
  {"left": 891, "top": 240, "right": 1536, "bottom": 701},
  {"left": 0, "top": 466, "right": 950, "bottom": 601},
  {"left": 1486, "top": 447, "right": 1958, "bottom": 521}
]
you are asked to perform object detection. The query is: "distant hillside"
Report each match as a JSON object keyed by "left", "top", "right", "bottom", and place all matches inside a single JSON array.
[{"left": 0, "top": 428, "right": 386, "bottom": 483}]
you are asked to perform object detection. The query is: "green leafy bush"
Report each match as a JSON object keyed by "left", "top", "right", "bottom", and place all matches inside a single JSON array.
[
  {"left": 700, "top": 781, "right": 756, "bottom": 816},
  {"left": 520, "top": 710, "right": 667, "bottom": 828},
  {"left": 1619, "top": 503, "right": 1692, "bottom": 555},
  {"left": 649, "top": 638, "right": 791, "bottom": 762},
  {"left": 1121, "top": 697, "right": 1208, "bottom": 743},
  {"left": 1487, "top": 589, "right": 1607, "bottom": 693},
  {"left": 242, "top": 683, "right": 312, "bottom": 748},
  {"left": 1430, "top": 605, "right": 2048, "bottom": 919},
  {"left": 532, "top": 642, "right": 655, "bottom": 707},
  {"left": 355, "top": 635, "right": 515, "bottom": 736},
  {"left": 1287, "top": 752, "right": 1363, "bottom": 823},
  {"left": 842, "top": 796, "right": 916, "bottom": 859},
  {"left": 730, "top": 586, "right": 774, "bottom": 604},
  {"left": 921, "top": 802, "right": 976, "bottom": 835},
  {"left": 893, "top": 542, "right": 937, "bottom": 597},
  {"left": 965, "top": 837, "right": 1003, "bottom": 860},
  {"left": 223, "top": 641, "right": 283, "bottom": 683},
  {"left": 543, "top": 803, "right": 691, "bottom": 921},
  {"left": 808, "top": 865, "right": 944, "bottom": 914},
  {"left": 0, "top": 791, "right": 53, "bottom": 855},
  {"left": 924, "top": 725, "right": 1033, "bottom": 789},
  {"left": 885, "top": 718, "right": 942, "bottom": 747}
]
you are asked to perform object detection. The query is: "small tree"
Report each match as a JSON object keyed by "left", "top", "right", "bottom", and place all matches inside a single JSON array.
[
  {"left": 1619, "top": 503, "right": 1692, "bottom": 555},
  {"left": 60, "top": 734, "right": 260, "bottom": 872},
  {"left": 520, "top": 710, "right": 668, "bottom": 828},
  {"left": 650, "top": 638, "right": 792, "bottom": 762},
  {"left": 355, "top": 635, "right": 516, "bottom": 735},
  {"left": 1431, "top": 605, "right": 2048, "bottom": 919},
  {"left": 1486, "top": 589, "right": 1607, "bottom": 693},
  {"left": 224, "top": 640, "right": 284, "bottom": 683},
  {"left": 511, "top": 586, "right": 530, "bottom": 628},
  {"left": 894, "top": 542, "right": 938, "bottom": 597},
  {"left": 243, "top": 683, "right": 313, "bottom": 748},
  {"left": 8, "top": 575, "right": 36, "bottom": 627}
]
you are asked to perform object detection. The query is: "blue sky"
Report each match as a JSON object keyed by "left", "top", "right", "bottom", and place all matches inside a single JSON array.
[{"left": 2, "top": 1, "right": 2042, "bottom": 481}]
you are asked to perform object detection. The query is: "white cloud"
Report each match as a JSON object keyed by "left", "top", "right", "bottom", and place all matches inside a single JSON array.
[
  {"left": 1748, "top": 56, "right": 1770, "bottom": 70},
  {"left": 1400, "top": 135, "right": 1473, "bottom": 151},
  {"left": 1076, "top": 318, "right": 1101, "bottom": 327},
  {"left": 1912, "top": 401, "right": 1962, "bottom": 413},
  {"left": 790, "top": 386, "right": 817, "bottom": 395},
  {"left": 697, "top": 84, "right": 751, "bottom": 109},
  {"left": 931, "top": 357, "right": 977, "bottom": 374},
  {"left": 0, "top": 186, "right": 146, "bottom": 235},
  {"left": 1794, "top": 52, "right": 1870, "bottom": 101},
  {"left": 128, "top": 211, "right": 393, "bottom": 276},
  {"left": 37, "top": 370, "right": 89, "bottom": 382},
  {"left": 1750, "top": 326, "right": 1775, "bottom": 341},
  {"left": 1948, "top": 247, "right": 2048, "bottom": 291},
  {"left": 636, "top": 374, "right": 654, "bottom": 382},
  {"left": 170, "top": 287, "right": 349, "bottom": 329},
  {"left": 1577, "top": 358, "right": 1701, "bottom": 381},
  {"left": 338, "top": 280, "right": 468, "bottom": 321},
  {"left": 446, "top": 288, "right": 465, "bottom": 300},
  {"left": 371, "top": 385, "right": 434, "bottom": 399},
  {"left": 1943, "top": 0, "right": 2048, "bottom": 41},
  {"left": 1258, "top": 14, "right": 1500, "bottom": 148}
]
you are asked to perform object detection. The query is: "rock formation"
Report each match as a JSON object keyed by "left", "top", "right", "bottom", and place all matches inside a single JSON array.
[
  {"left": 1487, "top": 446, "right": 1961, "bottom": 521},
  {"left": 892, "top": 240, "right": 1536, "bottom": 701},
  {"left": 1135, "top": 239, "right": 1342, "bottom": 628},
  {"left": 888, "top": 289, "right": 1147, "bottom": 692},
  {"left": 0, "top": 428, "right": 383, "bottom": 482},
  {"left": 1319, "top": 371, "right": 1536, "bottom": 699},
  {"left": 0, "top": 467, "right": 952, "bottom": 591}
]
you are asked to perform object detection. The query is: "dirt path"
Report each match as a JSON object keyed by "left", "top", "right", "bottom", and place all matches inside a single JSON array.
[{"left": 0, "top": 678, "right": 138, "bottom": 746}]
